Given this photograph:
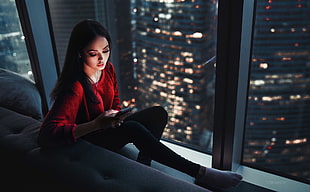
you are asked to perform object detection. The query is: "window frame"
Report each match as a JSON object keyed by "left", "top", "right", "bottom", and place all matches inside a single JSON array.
[
  {"left": 15, "top": 0, "right": 58, "bottom": 114},
  {"left": 212, "top": 0, "right": 246, "bottom": 171}
]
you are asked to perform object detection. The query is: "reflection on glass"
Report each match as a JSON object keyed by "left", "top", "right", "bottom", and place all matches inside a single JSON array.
[
  {"left": 0, "top": 0, "right": 32, "bottom": 80},
  {"left": 243, "top": 0, "right": 310, "bottom": 183}
]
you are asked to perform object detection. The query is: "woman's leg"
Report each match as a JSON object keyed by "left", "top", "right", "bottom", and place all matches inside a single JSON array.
[
  {"left": 121, "top": 120, "right": 200, "bottom": 177},
  {"left": 125, "top": 106, "right": 167, "bottom": 165},
  {"left": 125, "top": 106, "right": 167, "bottom": 139},
  {"left": 83, "top": 119, "right": 243, "bottom": 189},
  {"left": 82, "top": 119, "right": 199, "bottom": 177},
  {"left": 121, "top": 120, "right": 243, "bottom": 189},
  {"left": 81, "top": 125, "right": 132, "bottom": 152},
  {"left": 82, "top": 106, "right": 167, "bottom": 154}
]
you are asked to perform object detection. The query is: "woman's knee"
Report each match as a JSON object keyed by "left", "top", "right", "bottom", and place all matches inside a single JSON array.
[
  {"left": 125, "top": 106, "right": 168, "bottom": 135},
  {"left": 150, "top": 106, "right": 168, "bottom": 123},
  {"left": 123, "top": 120, "right": 148, "bottom": 133}
]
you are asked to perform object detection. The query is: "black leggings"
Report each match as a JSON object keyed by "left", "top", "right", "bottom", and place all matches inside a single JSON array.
[{"left": 82, "top": 106, "right": 200, "bottom": 177}]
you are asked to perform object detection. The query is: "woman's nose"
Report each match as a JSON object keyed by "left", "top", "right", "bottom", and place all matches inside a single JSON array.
[{"left": 98, "top": 52, "right": 103, "bottom": 60}]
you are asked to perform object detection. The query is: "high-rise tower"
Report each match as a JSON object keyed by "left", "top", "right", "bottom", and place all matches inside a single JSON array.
[
  {"left": 0, "top": 1, "right": 30, "bottom": 77},
  {"left": 130, "top": 0, "right": 217, "bottom": 150},
  {"left": 243, "top": 0, "right": 310, "bottom": 181}
]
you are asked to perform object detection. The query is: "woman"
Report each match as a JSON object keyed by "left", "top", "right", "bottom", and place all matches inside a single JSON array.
[{"left": 38, "top": 19, "right": 242, "bottom": 189}]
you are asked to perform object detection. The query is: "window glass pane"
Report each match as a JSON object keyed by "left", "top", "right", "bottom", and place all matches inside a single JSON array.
[
  {"left": 0, "top": 0, "right": 32, "bottom": 80},
  {"left": 130, "top": 0, "right": 217, "bottom": 152},
  {"left": 48, "top": 0, "right": 109, "bottom": 70},
  {"left": 243, "top": 0, "right": 310, "bottom": 183},
  {"left": 48, "top": 0, "right": 217, "bottom": 153}
]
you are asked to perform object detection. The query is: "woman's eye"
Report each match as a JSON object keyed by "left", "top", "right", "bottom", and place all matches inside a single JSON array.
[
  {"left": 88, "top": 52, "right": 97, "bottom": 57},
  {"left": 87, "top": 49, "right": 109, "bottom": 57}
]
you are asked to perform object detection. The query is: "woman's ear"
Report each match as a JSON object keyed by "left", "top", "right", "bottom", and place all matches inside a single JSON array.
[{"left": 78, "top": 50, "right": 83, "bottom": 59}]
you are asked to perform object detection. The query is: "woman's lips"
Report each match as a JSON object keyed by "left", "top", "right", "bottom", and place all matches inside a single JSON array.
[{"left": 98, "top": 63, "right": 105, "bottom": 67}]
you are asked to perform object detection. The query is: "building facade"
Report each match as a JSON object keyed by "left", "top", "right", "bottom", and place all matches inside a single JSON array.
[
  {"left": 0, "top": 1, "right": 31, "bottom": 79},
  {"left": 243, "top": 0, "right": 310, "bottom": 181},
  {"left": 130, "top": 0, "right": 217, "bottom": 151}
]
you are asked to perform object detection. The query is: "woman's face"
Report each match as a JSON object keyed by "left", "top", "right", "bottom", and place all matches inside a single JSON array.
[{"left": 82, "top": 36, "right": 110, "bottom": 73}]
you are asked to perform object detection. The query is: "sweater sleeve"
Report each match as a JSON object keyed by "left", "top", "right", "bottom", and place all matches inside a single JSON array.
[{"left": 38, "top": 82, "right": 84, "bottom": 148}]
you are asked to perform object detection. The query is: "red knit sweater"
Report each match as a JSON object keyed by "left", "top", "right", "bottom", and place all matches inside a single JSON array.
[{"left": 39, "top": 62, "right": 121, "bottom": 148}]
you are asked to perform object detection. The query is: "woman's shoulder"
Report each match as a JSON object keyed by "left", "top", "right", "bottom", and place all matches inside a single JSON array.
[
  {"left": 53, "top": 81, "right": 84, "bottom": 104},
  {"left": 104, "top": 62, "right": 116, "bottom": 79},
  {"left": 105, "top": 62, "right": 115, "bottom": 72}
]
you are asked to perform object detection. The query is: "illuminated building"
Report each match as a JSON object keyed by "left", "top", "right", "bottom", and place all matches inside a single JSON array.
[
  {"left": 243, "top": 0, "right": 310, "bottom": 181},
  {"left": 130, "top": 0, "right": 217, "bottom": 150},
  {"left": 0, "top": 1, "right": 31, "bottom": 78}
]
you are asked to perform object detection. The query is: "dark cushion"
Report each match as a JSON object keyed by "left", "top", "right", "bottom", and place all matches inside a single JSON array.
[
  {"left": 0, "top": 106, "right": 40, "bottom": 154},
  {"left": 0, "top": 107, "right": 210, "bottom": 192},
  {"left": 0, "top": 68, "right": 43, "bottom": 120},
  {"left": 28, "top": 140, "right": 210, "bottom": 192}
]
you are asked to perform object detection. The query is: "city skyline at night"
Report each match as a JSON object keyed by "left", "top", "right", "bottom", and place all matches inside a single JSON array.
[
  {"left": 130, "top": 0, "right": 218, "bottom": 151},
  {"left": 243, "top": 0, "right": 310, "bottom": 182},
  {"left": 0, "top": 1, "right": 31, "bottom": 79}
]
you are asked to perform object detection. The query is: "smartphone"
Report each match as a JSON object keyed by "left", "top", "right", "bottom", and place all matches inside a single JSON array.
[{"left": 115, "top": 107, "right": 135, "bottom": 117}]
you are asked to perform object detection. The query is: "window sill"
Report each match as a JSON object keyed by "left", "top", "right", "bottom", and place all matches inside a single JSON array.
[{"left": 162, "top": 140, "right": 309, "bottom": 192}]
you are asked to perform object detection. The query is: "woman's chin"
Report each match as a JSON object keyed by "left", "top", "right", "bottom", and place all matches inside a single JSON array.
[{"left": 97, "top": 64, "right": 106, "bottom": 69}]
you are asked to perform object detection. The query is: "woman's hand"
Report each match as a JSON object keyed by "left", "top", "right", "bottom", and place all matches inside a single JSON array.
[
  {"left": 94, "top": 110, "right": 126, "bottom": 129},
  {"left": 75, "top": 109, "right": 127, "bottom": 138}
]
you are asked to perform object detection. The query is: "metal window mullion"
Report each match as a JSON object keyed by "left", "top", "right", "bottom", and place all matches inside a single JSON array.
[
  {"left": 212, "top": 0, "right": 250, "bottom": 170},
  {"left": 16, "top": 0, "right": 58, "bottom": 114},
  {"left": 232, "top": 0, "right": 255, "bottom": 171}
]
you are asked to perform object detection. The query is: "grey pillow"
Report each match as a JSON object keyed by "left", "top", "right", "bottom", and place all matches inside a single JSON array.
[{"left": 0, "top": 68, "right": 43, "bottom": 120}]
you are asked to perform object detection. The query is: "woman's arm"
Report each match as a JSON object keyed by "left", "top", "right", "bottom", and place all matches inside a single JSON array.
[
  {"left": 74, "top": 110, "right": 119, "bottom": 138},
  {"left": 38, "top": 82, "right": 92, "bottom": 148},
  {"left": 75, "top": 108, "right": 132, "bottom": 138},
  {"left": 39, "top": 87, "right": 123, "bottom": 148}
]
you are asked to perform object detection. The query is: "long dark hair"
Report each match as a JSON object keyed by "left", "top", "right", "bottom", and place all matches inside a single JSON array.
[{"left": 50, "top": 19, "right": 112, "bottom": 103}]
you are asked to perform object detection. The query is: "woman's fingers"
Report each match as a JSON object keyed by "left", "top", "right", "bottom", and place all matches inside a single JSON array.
[
  {"left": 97, "top": 111, "right": 126, "bottom": 128},
  {"left": 112, "top": 118, "right": 124, "bottom": 128}
]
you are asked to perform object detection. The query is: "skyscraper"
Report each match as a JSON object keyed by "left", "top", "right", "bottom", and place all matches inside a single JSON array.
[
  {"left": 243, "top": 0, "right": 310, "bottom": 181},
  {"left": 0, "top": 1, "right": 31, "bottom": 78},
  {"left": 130, "top": 0, "right": 217, "bottom": 150}
]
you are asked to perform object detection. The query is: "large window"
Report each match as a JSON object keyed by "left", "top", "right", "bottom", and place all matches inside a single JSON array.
[
  {"left": 0, "top": 0, "right": 32, "bottom": 79},
  {"left": 48, "top": 0, "right": 218, "bottom": 153},
  {"left": 9, "top": 0, "right": 310, "bottom": 191},
  {"left": 242, "top": 0, "right": 310, "bottom": 184}
]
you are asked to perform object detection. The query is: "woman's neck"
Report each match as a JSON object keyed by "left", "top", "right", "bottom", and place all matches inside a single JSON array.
[{"left": 86, "top": 70, "right": 102, "bottom": 84}]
